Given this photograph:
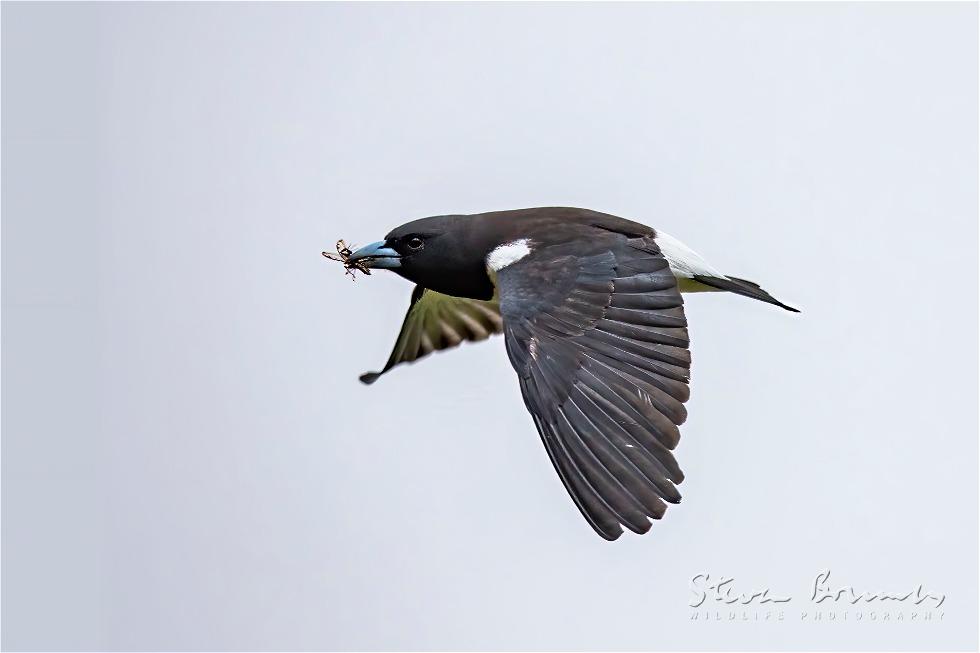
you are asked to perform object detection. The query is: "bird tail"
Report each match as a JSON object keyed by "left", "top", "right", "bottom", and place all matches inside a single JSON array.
[{"left": 692, "top": 274, "right": 800, "bottom": 313}]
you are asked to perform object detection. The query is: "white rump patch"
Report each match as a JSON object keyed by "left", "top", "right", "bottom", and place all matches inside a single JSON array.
[
  {"left": 654, "top": 231, "right": 725, "bottom": 280},
  {"left": 486, "top": 238, "right": 532, "bottom": 272}
]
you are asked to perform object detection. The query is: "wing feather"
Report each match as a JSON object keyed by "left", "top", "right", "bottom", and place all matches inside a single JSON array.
[
  {"left": 497, "top": 234, "right": 692, "bottom": 539},
  {"left": 359, "top": 286, "right": 503, "bottom": 384}
]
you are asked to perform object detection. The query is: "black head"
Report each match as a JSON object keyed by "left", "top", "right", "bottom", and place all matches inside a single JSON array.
[{"left": 347, "top": 214, "right": 505, "bottom": 300}]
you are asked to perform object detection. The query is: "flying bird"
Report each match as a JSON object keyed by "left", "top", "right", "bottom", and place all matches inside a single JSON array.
[{"left": 345, "top": 207, "right": 797, "bottom": 540}]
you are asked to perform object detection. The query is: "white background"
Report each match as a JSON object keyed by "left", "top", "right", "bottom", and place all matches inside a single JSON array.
[{"left": 3, "top": 2, "right": 976, "bottom": 650}]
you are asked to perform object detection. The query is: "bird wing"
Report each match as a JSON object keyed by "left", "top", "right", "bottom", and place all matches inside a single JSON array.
[
  {"left": 360, "top": 285, "right": 503, "bottom": 384},
  {"left": 496, "top": 235, "right": 691, "bottom": 540}
]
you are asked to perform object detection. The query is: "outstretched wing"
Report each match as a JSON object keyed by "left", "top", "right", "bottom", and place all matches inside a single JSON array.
[
  {"left": 496, "top": 235, "right": 691, "bottom": 540},
  {"left": 360, "top": 286, "right": 503, "bottom": 384}
]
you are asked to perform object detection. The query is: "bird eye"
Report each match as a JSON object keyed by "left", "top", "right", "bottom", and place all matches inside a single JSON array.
[{"left": 406, "top": 236, "right": 424, "bottom": 250}]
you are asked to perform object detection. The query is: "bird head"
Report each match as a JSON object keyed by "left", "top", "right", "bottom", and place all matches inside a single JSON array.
[{"left": 347, "top": 214, "right": 505, "bottom": 300}]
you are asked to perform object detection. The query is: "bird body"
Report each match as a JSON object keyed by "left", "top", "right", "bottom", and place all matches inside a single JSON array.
[{"left": 345, "top": 207, "right": 796, "bottom": 539}]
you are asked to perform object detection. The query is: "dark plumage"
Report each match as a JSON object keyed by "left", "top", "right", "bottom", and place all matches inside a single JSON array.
[{"left": 344, "top": 207, "right": 796, "bottom": 540}]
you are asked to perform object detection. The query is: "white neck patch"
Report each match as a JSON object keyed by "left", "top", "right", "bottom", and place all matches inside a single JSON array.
[{"left": 486, "top": 238, "right": 532, "bottom": 272}]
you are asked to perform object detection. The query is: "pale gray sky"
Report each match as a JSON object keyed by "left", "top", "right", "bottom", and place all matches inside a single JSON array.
[{"left": 2, "top": 2, "right": 977, "bottom": 651}]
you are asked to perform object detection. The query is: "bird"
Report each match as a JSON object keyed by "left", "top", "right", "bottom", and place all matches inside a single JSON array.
[{"left": 344, "top": 207, "right": 797, "bottom": 540}]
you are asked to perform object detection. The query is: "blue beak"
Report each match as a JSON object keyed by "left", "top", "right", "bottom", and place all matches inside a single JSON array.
[{"left": 348, "top": 241, "right": 401, "bottom": 269}]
